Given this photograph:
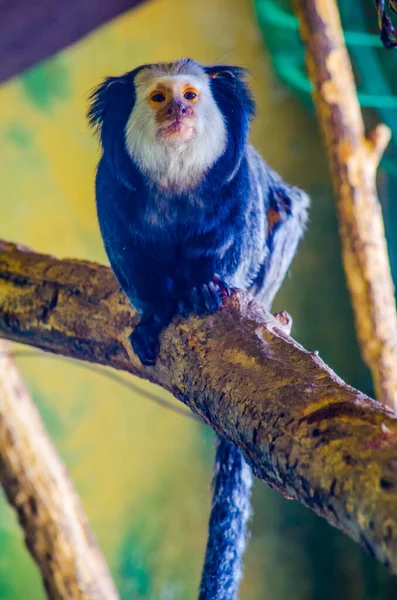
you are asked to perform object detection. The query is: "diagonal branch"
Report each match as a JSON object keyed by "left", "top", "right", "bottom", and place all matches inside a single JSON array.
[
  {"left": 0, "top": 338, "right": 119, "bottom": 600},
  {"left": 2, "top": 240, "right": 397, "bottom": 572},
  {"left": 293, "top": 0, "right": 397, "bottom": 411}
]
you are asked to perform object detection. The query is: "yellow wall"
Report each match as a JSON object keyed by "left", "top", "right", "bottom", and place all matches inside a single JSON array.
[{"left": 1, "top": 0, "right": 385, "bottom": 598}]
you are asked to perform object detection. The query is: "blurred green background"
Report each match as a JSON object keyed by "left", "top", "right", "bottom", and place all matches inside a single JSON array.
[{"left": 0, "top": 0, "right": 397, "bottom": 598}]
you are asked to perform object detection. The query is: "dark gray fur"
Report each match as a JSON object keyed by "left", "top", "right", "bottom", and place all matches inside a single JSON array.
[{"left": 199, "top": 438, "right": 253, "bottom": 600}]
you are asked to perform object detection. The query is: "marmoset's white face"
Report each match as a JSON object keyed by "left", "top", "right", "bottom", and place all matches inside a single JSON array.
[{"left": 125, "top": 60, "right": 227, "bottom": 192}]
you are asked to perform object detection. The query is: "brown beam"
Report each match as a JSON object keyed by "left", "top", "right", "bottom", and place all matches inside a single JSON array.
[
  {"left": 2, "top": 240, "right": 397, "bottom": 572},
  {"left": 0, "top": 0, "right": 146, "bottom": 83}
]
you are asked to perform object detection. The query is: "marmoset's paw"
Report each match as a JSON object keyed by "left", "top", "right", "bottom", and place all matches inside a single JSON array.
[
  {"left": 213, "top": 274, "right": 232, "bottom": 298},
  {"left": 189, "top": 278, "right": 231, "bottom": 316}
]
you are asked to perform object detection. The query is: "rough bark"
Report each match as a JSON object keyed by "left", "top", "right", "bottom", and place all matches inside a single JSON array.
[
  {"left": 2, "top": 241, "right": 397, "bottom": 572},
  {"left": 293, "top": 0, "right": 397, "bottom": 410},
  {"left": 0, "top": 337, "right": 119, "bottom": 600}
]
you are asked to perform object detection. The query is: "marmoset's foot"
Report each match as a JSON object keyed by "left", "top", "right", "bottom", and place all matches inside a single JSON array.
[
  {"left": 130, "top": 313, "right": 171, "bottom": 366},
  {"left": 188, "top": 277, "right": 231, "bottom": 316}
]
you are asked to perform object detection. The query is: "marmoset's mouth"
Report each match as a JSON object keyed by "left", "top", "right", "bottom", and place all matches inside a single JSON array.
[
  {"left": 159, "top": 119, "right": 194, "bottom": 141},
  {"left": 165, "top": 120, "right": 183, "bottom": 132}
]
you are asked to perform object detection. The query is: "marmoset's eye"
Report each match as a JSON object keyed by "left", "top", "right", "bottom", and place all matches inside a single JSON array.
[
  {"left": 183, "top": 88, "right": 198, "bottom": 102},
  {"left": 150, "top": 92, "right": 166, "bottom": 103}
]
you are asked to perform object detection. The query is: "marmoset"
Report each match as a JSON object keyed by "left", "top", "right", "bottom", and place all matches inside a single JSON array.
[
  {"left": 88, "top": 58, "right": 310, "bottom": 599},
  {"left": 88, "top": 57, "right": 309, "bottom": 364}
]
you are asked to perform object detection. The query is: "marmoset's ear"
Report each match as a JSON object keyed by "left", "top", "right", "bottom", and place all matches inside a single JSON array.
[
  {"left": 203, "top": 64, "right": 256, "bottom": 178},
  {"left": 87, "top": 71, "right": 139, "bottom": 189},
  {"left": 87, "top": 75, "right": 134, "bottom": 138},
  {"left": 203, "top": 64, "right": 255, "bottom": 120},
  {"left": 204, "top": 64, "right": 249, "bottom": 81}
]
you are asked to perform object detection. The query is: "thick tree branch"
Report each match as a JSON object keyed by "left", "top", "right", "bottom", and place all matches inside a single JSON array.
[
  {"left": 293, "top": 0, "right": 397, "bottom": 410},
  {"left": 0, "top": 338, "right": 119, "bottom": 600},
  {"left": 2, "top": 241, "right": 397, "bottom": 572}
]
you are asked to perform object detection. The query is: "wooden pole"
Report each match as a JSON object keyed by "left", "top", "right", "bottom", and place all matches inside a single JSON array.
[
  {"left": 0, "top": 339, "right": 119, "bottom": 600},
  {"left": 293, "top": 0, "right": 397, "bottom": 410}
]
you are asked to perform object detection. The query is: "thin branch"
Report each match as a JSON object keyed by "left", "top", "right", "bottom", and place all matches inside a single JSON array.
[
  {"left": 293, "top": 0, "right": 397, "bottom": 411},
  {"left": 2, "top": 241, "right": 397, "bottom": 572},
  {"left": 0, "top": 339, "right": 119, "bottom": 600}
]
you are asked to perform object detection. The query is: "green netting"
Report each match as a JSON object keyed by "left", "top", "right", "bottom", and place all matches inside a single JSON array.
[{"left": 254, "top": 0, "right": 397, "bottom": 173}]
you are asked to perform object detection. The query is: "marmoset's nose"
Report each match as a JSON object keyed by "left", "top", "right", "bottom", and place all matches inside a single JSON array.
[{"left": 167, "top": 100, "right": 193, "bottom": 118}]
